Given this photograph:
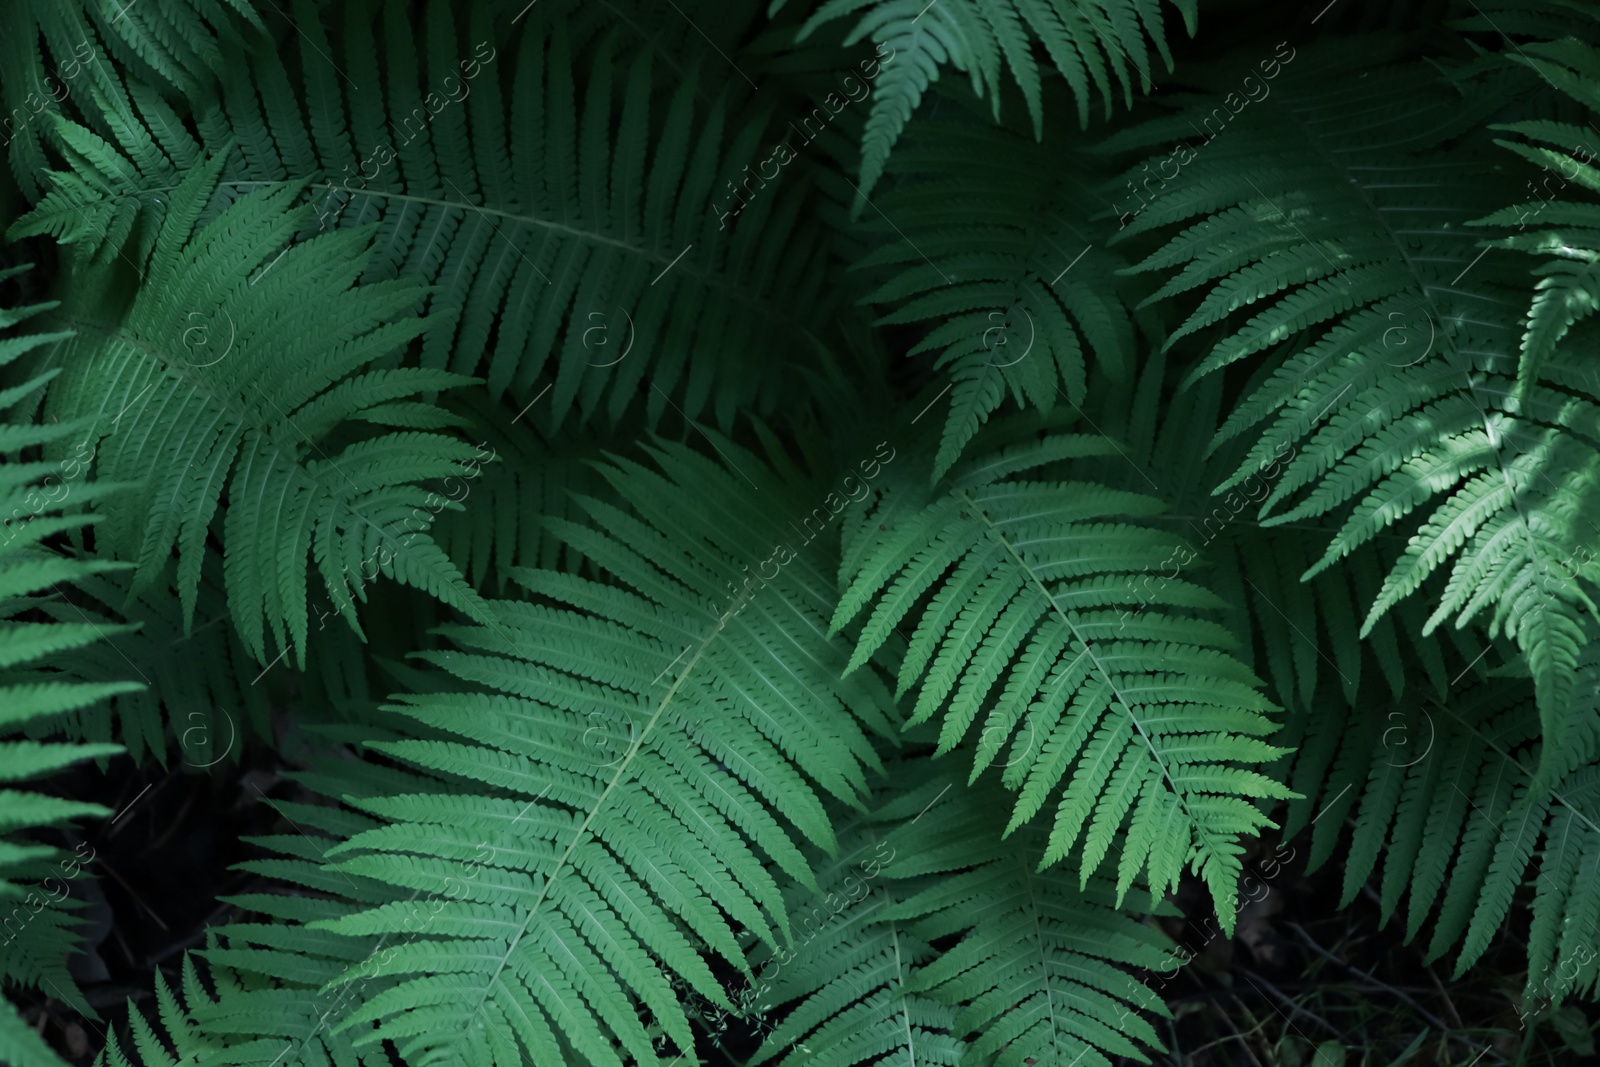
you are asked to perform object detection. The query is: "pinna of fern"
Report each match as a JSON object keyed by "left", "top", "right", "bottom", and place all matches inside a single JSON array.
[
  {"left": 833, "top": 411, "right": 1293, "bottom": 925},
  {"left": 428, "top": 388, "right": 617, "bottom": 593}
]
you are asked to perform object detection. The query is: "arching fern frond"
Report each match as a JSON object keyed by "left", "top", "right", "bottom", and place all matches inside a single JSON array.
[
  {"left": 1117, "top": 44, "right": 1600, "bottom": 778},
  {"left": 833, "top": 416, "right": 1292, "bottom": 923},
  {"left": 852, "top": 93, "right": 1135, "bottom": 480},
  {"left": 37, "top": 148, "right": 493, "bottom": 668},
  {"left": 780, "top": 0, "right": 1198, "bottom": 205},
  {"left": 0, "top": 268, "right": 140, "bottom": 1067},
  {"left": 291, "top": 434, "right": 901, "bottom": 1067}
]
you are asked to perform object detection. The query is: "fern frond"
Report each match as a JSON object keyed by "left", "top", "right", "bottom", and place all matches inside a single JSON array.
[
  {"left": 1082, "top": 349, "right": 1485, "bottom": 714},
  {"left": 1469, "top": 34, "right": 1600, "bottom": 395},
  {"left": 14, "top": 0, "right": 840, "bottom": 433},
  {"left": 1118, "top": 44, "right": 1600, "bottom": 775},
  {"left": 731, "top": 756, "right": 1177, "bottom": 1067},
  {"left": 278, "top": 435, "right": 902, "bottom": 1067},
  {"left": 834, "top": 416, "right": 1292, "bottom": 922},
  {"left": 93, "top": 752, "right": 445, "bottom": 1067},
  {"left": 1281, "top": 659, "right": 1600, "bottom": 999},
  {"left": 36, "top": 147, "right": 493, "bottom": 668},
  {"left": 783, "top": 0, "right": 1197, "bottom": 204},
  {"left": 853, "top": 97, "right": 1135, "bottom": 480},
  {"left": 0, "top": 0, "right": 261, "bottom": 203}
]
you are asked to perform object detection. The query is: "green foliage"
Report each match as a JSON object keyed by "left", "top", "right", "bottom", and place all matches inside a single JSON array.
[
  {"left": 1273, "top": 658, "right": 1600, "bottom": 1000},
  {"left": 311, "top": 436, "right": 894, "bottom": 1067},
  {"left": 9, "top": 3, "right": 1600, "bottom": 1067},
  {"left": 781, "top": 0, "right": 1197, "bottom": 204},
  {"left": 739, "top": 758, "right": 1178, "bottom": 1067},
  {"left": 834, "top": 417, "right": 1292, "bottom": 922},
  {"left": 0, "top": 268, "right": 139, "bottom": 1067},
  {"left": 12, "top": 0, "right": 841, "bottom": 434},
  {"left": 1472, "top": 32, "right": 1600, "bottom": 394},
  {"left": 852, "top": 94, "right": 1135, "bottom": 479},
  {"left": 35, "top": 148, "right": 493, "bottom": 667},
  {"left": 1118, "top": 43, "right": 1600, "bottom": 779}
]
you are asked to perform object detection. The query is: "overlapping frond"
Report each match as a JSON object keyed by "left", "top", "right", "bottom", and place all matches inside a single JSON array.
[
  {"left": 429, "top": 389, "right": 615, "bottom": 593},
  {"left": 1083, "top": 351, "right": 1491, "bottom": 713},
  {"left": 1117, "top": 44, "right": 1600, "bottom": 776},
  {"left": 13, "top": 0, "right": 839, "bottom": 433},
  {"left": 780, "top": 0, "right": 1197, "bottom": 204},
  {"left": 0, "top": 0, "right": 262, "bottom": 202},
  {"left": 833, "top": 416, "right": 1292, "bottom": 921},
  {"left": 0, "top": 268, "right": 140, "bottom": 1067},
  {"left": 738, "top": 757, "right": 1178, "bottom": 1067},
  {"left": 30, "top": 554, "right": 268, "bottom": 765},
  {"left": 33, "top": 147, "right": 493, "bottom": 668},
  {"left": 267, "top": 436, "right": 902, "bottom": 1067},
  {"left": 852, "top": 97, "right": 1135, "bottom": 480},
  {"left": 1276, "top": 656, "right": 1600, "bottom": 1005}
]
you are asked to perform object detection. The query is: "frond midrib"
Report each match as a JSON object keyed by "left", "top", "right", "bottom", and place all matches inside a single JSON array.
[
  {"left": 953, "top": 488, "right": 1194, "bottom": 829},
  {"left": 453, "top": 605, "right": 737, "bottom": 1038},
  {"left": 139, "top": 179, "right": 798, "bottom": 330}
]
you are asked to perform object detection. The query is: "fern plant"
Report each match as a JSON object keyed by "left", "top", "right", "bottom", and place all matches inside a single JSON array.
[
  {"left": 1084, "top": 347, "right": 1491, "bottom": 714},
  {"left": 1468, "top": 23, "right": 1600, "bottom": 394},
  {"left": 1272, "top": 659, "right": 1600, "bottom": 1005},
  {"left": 13, "top": 2, "right": 1600, "bottom": 1066},
  {"left": 274, "top": 435, "right": 896, "bottom": 1067},
  {"left": 12, "top": 0, "right": 843, "bottom": 434},
  {"left": 850, "top": 89, "right": 1136, "bottom": 480},
  {"left": 736, "top": 754, "right": 1179, "bottom": 1067}
]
